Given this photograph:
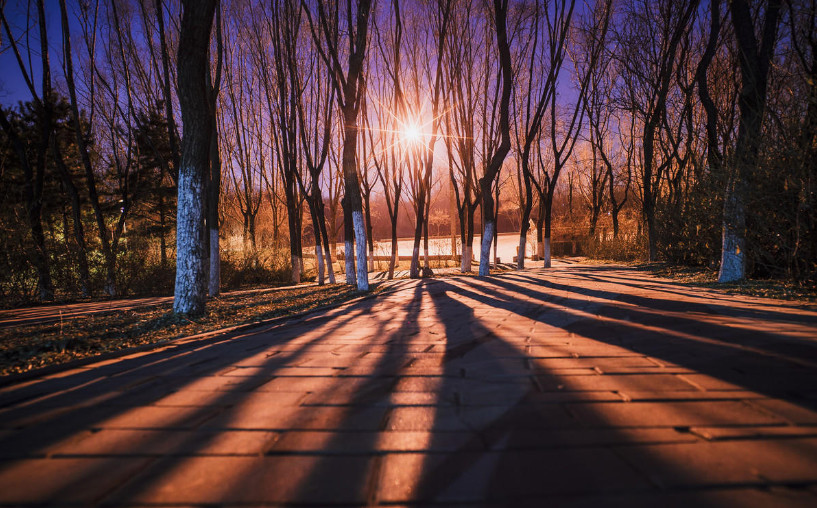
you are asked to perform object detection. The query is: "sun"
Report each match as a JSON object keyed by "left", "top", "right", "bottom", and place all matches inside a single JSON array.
[{"left": 402, "top": 122, "right": 422, "bottom": 145}]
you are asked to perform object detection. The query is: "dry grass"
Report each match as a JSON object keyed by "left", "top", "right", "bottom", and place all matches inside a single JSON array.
[
  {"left": 579, "top": 257, "right": 816, "bottom": 301},
  {"left": 642, "top": 263, "right": 817, "bottom": 302},
  {"left": 0, "top": 284, "right": 376, "bottom": 376}
]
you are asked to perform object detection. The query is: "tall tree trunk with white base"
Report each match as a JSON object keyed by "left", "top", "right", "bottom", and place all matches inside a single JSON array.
[
  {"left": 174, "top": 0, "right": 217, "bottom": 315},
  {"left": 478, "top": 0, "right": 513, "bottom": 277},
  {"left": 718, "top": 0, "right": 780, "bottom": 282}
]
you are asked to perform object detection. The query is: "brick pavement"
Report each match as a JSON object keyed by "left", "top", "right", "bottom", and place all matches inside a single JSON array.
[{"left": 1, "top": 263, "right": 817, "bottom": 506}]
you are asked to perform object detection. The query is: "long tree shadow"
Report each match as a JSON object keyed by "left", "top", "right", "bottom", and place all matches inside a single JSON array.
[
  {"left": 408, "top": 279, "right": 649, "bottom": 503},
  {"left": 509, "top": 268, "right": 817, "bottom": 324},
  {"left": 284, "top": 281, "right": 430, "bottom": 504},
  {"left": 458, "top": 273, "right": 817, "bottom": 411}
]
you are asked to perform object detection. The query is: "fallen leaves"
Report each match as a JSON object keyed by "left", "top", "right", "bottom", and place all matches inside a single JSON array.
[{"left": 0, "top": 284, "right": 376, "bottom": 376}]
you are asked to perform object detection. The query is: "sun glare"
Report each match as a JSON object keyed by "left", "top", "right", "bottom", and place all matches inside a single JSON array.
[{"left": 403, "top": 123, "right": 422, "bottom": 145}]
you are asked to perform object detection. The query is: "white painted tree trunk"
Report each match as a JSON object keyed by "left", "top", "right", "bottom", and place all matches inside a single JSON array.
[
  {"left": 208, "top": 228, "right": 220, "bottom": 296},
  {"left": 174, "top": 170, "right": 207, "bottom": 314},
  {"left": 478, "top": 221, "right": 495, "bottom": 276},
  {"left": 718, "top": 225, "right": 745, "bottom": 282},
  {"left": 543, "top": 237, "right": 551, "bottom": 268},
  {"left": 517, "top": 235, "right": 526, "bottom": 269},
  {"left": 353, "top": 210, "right": 369, "bottom": 291},
  {"left": 315, "top": 245, "right": 325, "bottom": 285},
  {"left": 410, "top": 245, "right": 420, "bottom": 278},
  {"left": 345, "top": 239, "right": 355, "bottom": 285},
  {"left": 291, "top": 253, "right": 301, "bottom": 284}
]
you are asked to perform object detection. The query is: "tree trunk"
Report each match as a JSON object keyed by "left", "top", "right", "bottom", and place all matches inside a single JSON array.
[
  {"left": 410, "top": 184, "right": 424, "bottom": 278},
  {"left": 206, "top": 7, "right": 222, "bottom": 297},
  {"left": 173, "top": 0, "right": 217, "bottom": 315},
  {"left": 478, "top": 0, "right": 513, "bottom": 277},
  {"left": 342, "top": 195, "right": 356, "bottom": 285},
  {"left": 463, "top": 204, "right": 475, "bottom": 272},
  {"left": 207, "top": 122, "right": 221, "bottom": 296},
  {"left": 315, "top": 193, "right": 336, "bottom": 283},
  {"left": 389, "top": 213, "right": 399, "bottom": 279},
  {"left": 544, "top": 189, "right": 554, "bottom": 268},
  {"left": 363, "top": 193, "right": 374, "bottom": 273},
  {"left": 517, "top": 159, "right": 534, "bottom": 269},
  {"left": 718, "top": 0, "right": 780, "bottom": 282},
  {"left": 449, "top": 178, "right": 458, "bottom": 261},
  {"left": 285, "top": 169, "right": 301, "bottom": 284}
]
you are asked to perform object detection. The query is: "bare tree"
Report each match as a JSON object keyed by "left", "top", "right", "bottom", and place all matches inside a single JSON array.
[
  {"left": 0, "top": 0, "right": 59, "bottom": 300},
  {"left": 511, "top": 0, "right": 561, "bottom": 269},
  {"left": 477, "top": 0, "right": 513, "bottom": 276},
  {"left": 401, "top": 0, "right": 452, "bottom": 278},
  {"left": 303, "top": 0, "right": 373, "bottom": 291},
  {"left": 445, "top": 0, "right": 487, "bottom": 273},
  {"left": 293, "top": 10, "right": 337, "bottom": 285},
  {"left": 539, "top": 0, "right": 609, "bottom": 268},
  {"left": 155, "top": 0, "right": 181, "bottom": 178},
  {"left": 368, "top": 1, "right": 407, "bottom": 279},
  {"left": 269, "top": 0, "right": 305, "bottom": 283},
  {"left": 615, "top": 0, "right": 699, "bottom": 261}
]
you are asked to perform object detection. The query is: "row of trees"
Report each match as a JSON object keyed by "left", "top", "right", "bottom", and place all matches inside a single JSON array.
[{"left": 1, "top": 0, "right": 815, "bottom": 312}]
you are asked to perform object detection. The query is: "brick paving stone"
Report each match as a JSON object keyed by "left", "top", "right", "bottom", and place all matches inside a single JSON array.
[
  {"left": 553, "top": 373, "right": 700, "bottom": 392},
  {"left": 49, "top": 428, "right": 278, "bottom": 456},
  {"left": 483, "top": 427, "right": 699, "bottom": 450},
  {"left": 0, "top": 457, "right": 151, "bottom": 504},
  {"left": 532, "top": 487, "right": 817, "bottom": 508},
  {"left": 272, "top": 430, "right": 483, "bottom": 453},
  {"left": 616, "top": 439, "right": 817, "bottom": 488},
  {"left": 377, "top": 448, "right": 649, "bottom": 503},
  {"left": 689, "top": 425, "right": 817, "bottom": 441},
  {"left": 567, "top": 400, "right": 788, "bottom": 427},
  {"left": 104, "top": 455, "right": 374, "bottom": 505},
  {"left": 745, "top": 398, "right": 817, "bottom": 424},
  {"left": 94, "top": 405, "right": 220, "bottom": 430},
  {"left": 614, "top": 389, "right": 766, "bottom": 402},
  {"left": 202, "top": 402, "right": 388, "bottom": 431},
  {"left": 150, "top": 388, "right": 306, "bottom": 407}
]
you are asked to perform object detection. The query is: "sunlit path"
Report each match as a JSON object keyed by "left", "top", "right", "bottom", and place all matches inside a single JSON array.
[{"left": 1, "top": 263, "right": 816, "bottom": 505}]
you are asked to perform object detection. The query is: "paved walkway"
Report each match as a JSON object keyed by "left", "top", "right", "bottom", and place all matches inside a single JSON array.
[{"left": 1, "top": 264, "right": 817, "bottom": 506}]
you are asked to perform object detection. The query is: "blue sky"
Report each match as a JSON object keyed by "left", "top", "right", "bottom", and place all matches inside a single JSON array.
[{"left": 0, "top": 0, "right": 72, "bottom": 106}]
